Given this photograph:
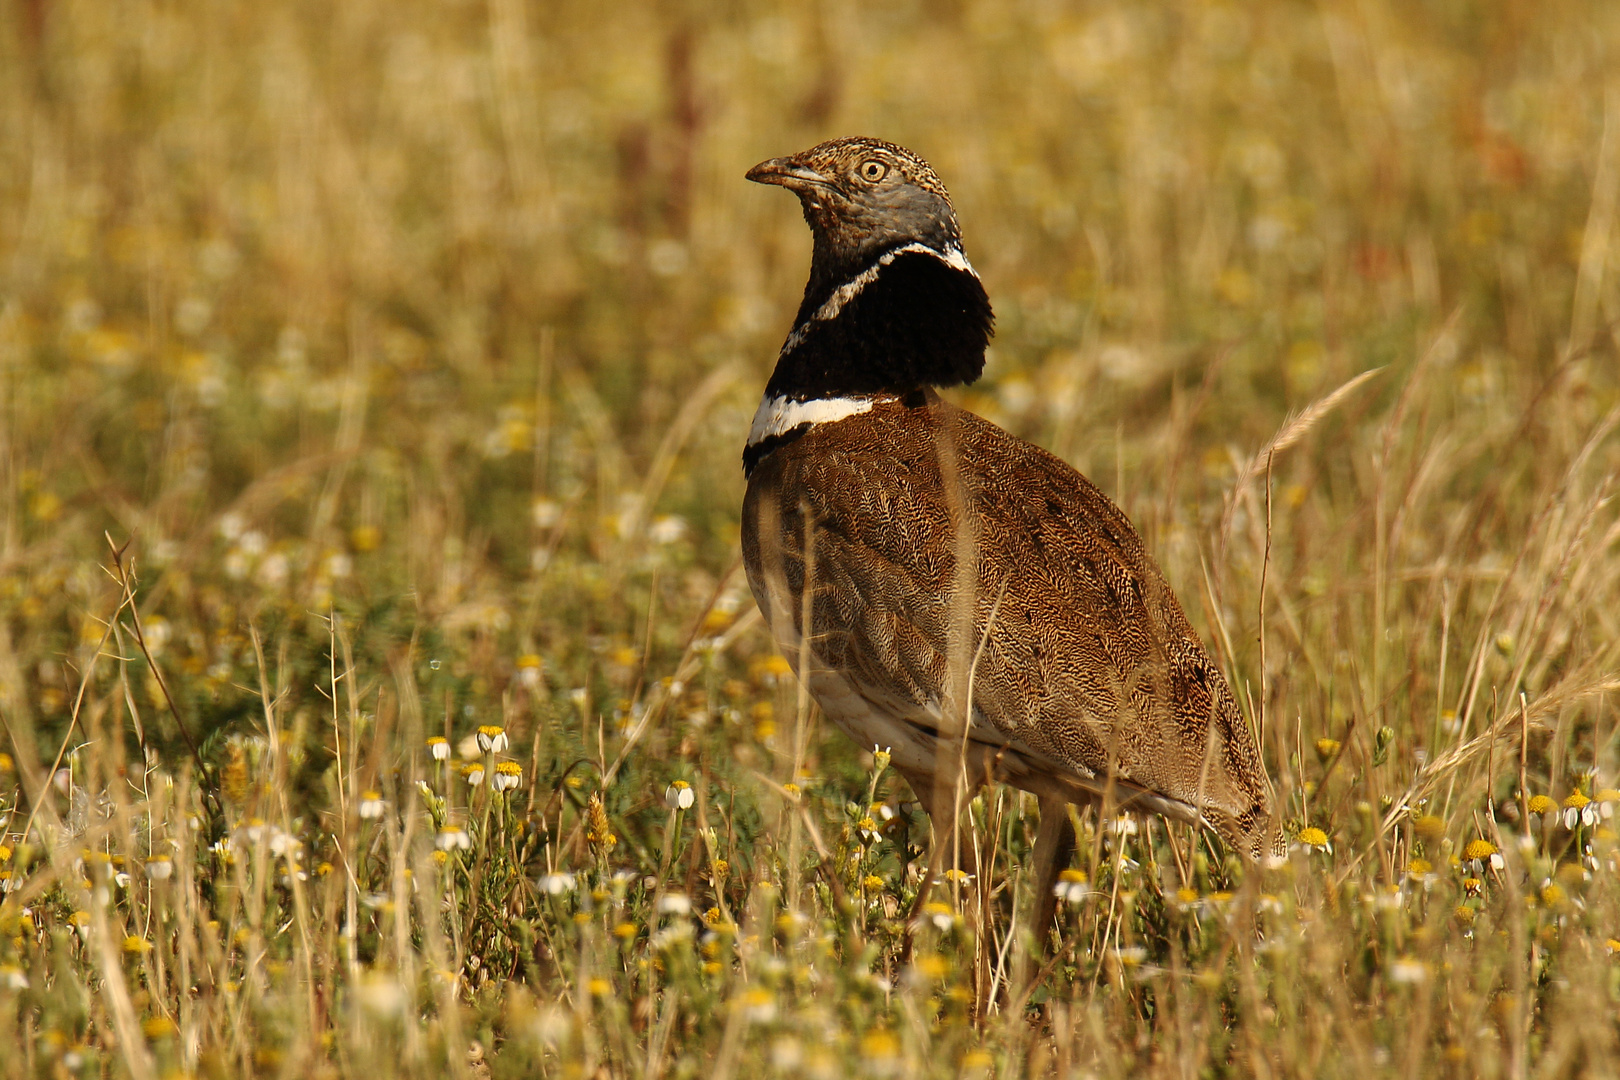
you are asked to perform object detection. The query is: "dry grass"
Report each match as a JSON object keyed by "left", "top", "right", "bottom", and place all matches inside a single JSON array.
[{"left": 2, "top": 0, "right": 1620, "bottom": 1076}]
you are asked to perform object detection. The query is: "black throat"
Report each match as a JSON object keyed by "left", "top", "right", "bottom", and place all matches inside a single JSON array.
[{"left": 762, "top": 246, "right": 995, "bottom": 401}]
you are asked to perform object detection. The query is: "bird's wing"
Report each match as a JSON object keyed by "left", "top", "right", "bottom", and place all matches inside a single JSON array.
[{"left": 743, "top": 396, "right": 1273, "bottom": 856}]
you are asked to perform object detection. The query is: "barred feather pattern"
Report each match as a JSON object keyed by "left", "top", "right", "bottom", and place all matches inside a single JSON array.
[{"left": 742, "top": 393, "right": 1279, "bottom": 860}]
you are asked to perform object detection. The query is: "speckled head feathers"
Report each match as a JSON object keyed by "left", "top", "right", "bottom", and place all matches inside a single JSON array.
[
  {"left": 748, "top": 136, "right": 954, "bottom": 203},
  {"left": 748, "top": 137, "right": 963, "bottom": 292}
]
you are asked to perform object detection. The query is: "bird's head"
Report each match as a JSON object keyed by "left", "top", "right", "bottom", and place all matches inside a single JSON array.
[{"left": 747, "top": 137, "right": 962, "bottom": 289}]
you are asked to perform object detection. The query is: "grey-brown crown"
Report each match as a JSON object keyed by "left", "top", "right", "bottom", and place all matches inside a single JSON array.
[{"left": 748, "top": 137, "right": 964, "bottom": 301}]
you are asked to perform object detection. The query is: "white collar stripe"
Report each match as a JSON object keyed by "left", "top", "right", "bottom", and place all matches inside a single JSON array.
[
  {"left": 746, "top": 394, "right": 882, "bottom": 447},
  {"left": 779, "top": 244, "right": 976, "bottom": 356}
]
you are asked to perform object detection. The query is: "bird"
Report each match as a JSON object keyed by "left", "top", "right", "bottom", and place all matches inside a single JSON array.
[{"left": 739, "top": 136, "right": 1281, "bottom": 943}]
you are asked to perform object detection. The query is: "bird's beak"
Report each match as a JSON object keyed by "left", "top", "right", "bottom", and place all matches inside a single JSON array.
[{"left": 746, "top": 157, "right": 833, "bottom": 193}]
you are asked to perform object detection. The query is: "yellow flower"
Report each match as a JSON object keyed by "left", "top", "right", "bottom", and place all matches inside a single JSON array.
[
  {"left": 759, "top": 655, "right": 794, "bottom": 680},
  {"left": 961, "top": 1050, "right": 994, "bottom": 1070},
  {"left": 492, "top": 761, "right": 524, "bottom": 792},
  {"left": 913, "top": 953, "right": 949, "bottom": 980},
  {"left": 862, "top": 874, "right": 885, "bottom": 892},
  {"left": 122, "top": 936, "right": 151, "bottom": 955},
  {"left": 587, "top": 977, "right": 611, "bottom": 997},
  {"left": 142, "top": 1016, "right": 177, "bottom": 1039},
  {"left": 1413, "top": 815, "right": 1445, "bottom": 842},
  {"left": 613, "top": 922, "right": 638, "bottom": 940},
  {"left": 29, "top": 492, "right": 61, "bottom": 522},
  {"left": 1539, "top": 882, "right": 1567, "bottom": 908},
  {"left": 1453, "top": 905, "right": 1476, "bottom": 926},
  {"left": 740, "top": 987, "right": 777, "bottom": 1023},
  {"left": 1563, "top": 791, "right": 1596, "bottom": 828},
  {"left": 1054, "top": 868, "right": 1091, "bottom": 904},
  {"left": 1407, "top": 858, "right": 1432, "bottom": 875},
  {"left": 1296, "top": 826, "right": 1331, "bottom": 852},
  {"left": 921, "top": 902, "right": 956, "bottom": 931},
  {"left": 475, "top": 725, "right": 508, "bottom": 753},
  {"left": 860, "top": 1029, "right": 899, "bottom": 1063},
  {"left": 1314, "top": 738, "right": 1340, "bottom": 760},
  {"left": 1463, "top": 839, "right": 1502, "bottom": 870},
  {"left": 349, "top": 525, "right": 381, "bottom": 553},
  {"left": 1526, "top": 794, "right": 1555, "bottom": 815}
]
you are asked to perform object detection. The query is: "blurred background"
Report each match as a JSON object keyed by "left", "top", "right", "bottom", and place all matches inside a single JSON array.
[
  {"left": 0, "top": 0, "right": 1617, "bottom": 792},
  {"left": 7, "top": 5, "right": 1620, "bottom": 1072}
]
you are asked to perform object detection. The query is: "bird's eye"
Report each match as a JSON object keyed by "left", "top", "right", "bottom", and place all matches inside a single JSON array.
[{"left": 858, "top": 160, "right": 889, "bottom": 183}]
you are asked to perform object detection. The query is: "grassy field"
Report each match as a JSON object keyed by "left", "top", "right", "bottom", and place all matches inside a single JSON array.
[{"left": 2, "top": 0, "right": 1620, "bottom": 1075}]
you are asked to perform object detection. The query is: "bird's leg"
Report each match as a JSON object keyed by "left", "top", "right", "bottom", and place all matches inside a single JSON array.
[
  {"left": 892, "top": 761, "right": 978, "bottom": 967},
  {"left": 893, "top": 762, "right": 979, "bottom": 882},
  {"left": 1028, "top": 795, "right": 1077, "bottom": 955}
]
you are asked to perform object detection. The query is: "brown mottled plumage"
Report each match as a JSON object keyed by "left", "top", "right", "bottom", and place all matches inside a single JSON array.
[{"left": 742, "top": 137, "right": 1279, "bottom": 944}]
